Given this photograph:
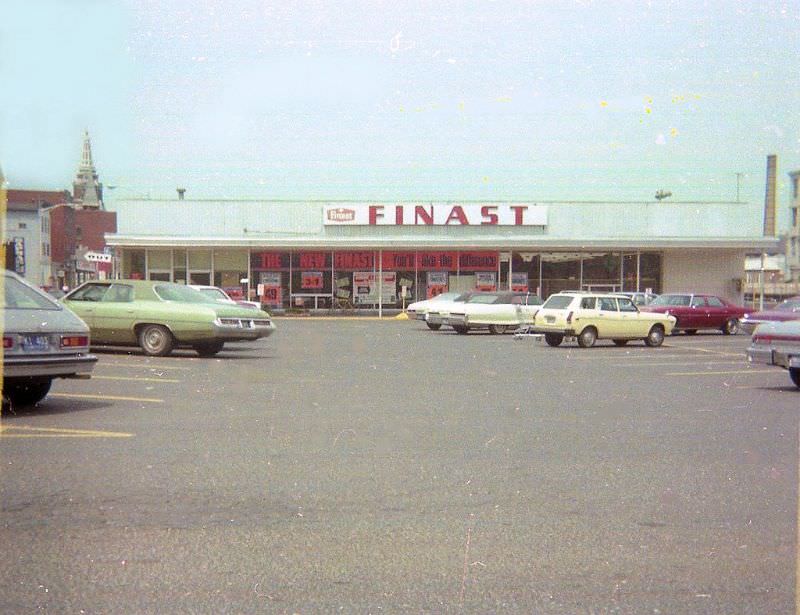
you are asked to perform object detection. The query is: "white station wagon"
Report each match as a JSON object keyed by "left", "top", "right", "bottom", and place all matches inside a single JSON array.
[{"left": 532, "top": 292, "right": 676, "bottom": 348}]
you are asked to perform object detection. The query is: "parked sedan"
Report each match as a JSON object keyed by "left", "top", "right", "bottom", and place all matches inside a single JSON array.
[
  {"left": 406, "top": 292, "right": 463, "bottom": 323},
  {"left": 444, "top": 291, "right": 543, "bottom": 334},
  {"left": 746, "top": 320, "right": 800, "bottom": 389},
  {"left": 740, "top": 296, "right": 800, "bottom": 334},
  {"left": 2, "top": 270, "right": 97, "bottom": 406},
  {"left": 63, "top": 279, "right": 276, "bottom": 357},
  {"left": 532, "top": 292, "right": 675, "bottom": 347},
  {"left": 639, "top": 293, "right": 746, "bottom": 335},
  {"left": 423, "top": 291, "right": 476, "bottom": 330}
]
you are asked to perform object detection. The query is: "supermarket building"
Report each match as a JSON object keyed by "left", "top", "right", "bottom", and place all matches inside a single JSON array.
[{"left": 104, "top": 198, "right": 777, "bottom": 311}]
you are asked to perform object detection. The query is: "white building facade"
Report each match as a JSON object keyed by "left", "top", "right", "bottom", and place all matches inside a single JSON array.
[{"left": 104, "top": 198, "right": 777, "bottom": 310}]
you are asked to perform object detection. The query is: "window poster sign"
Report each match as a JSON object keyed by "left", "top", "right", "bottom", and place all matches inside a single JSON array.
[
  {"left": 475, "top": 272, "right": 497, "bottom": 291},
  {"left": 427, "top": 271, "right": 448, "bottom": 298},
  {"left": 259, "top": 271, "right": 282, "bottom": 306},
  {"left": 301, "top": 271, "right": 324, "bottom": 290},
  {"left": 353, "top": 272, "right": 396, "bottom": 304},
  {"left": 511, "top": 272, "right": 529, "bottom": 293}
]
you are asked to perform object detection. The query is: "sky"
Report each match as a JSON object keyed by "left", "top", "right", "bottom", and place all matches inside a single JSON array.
[{"left": 2, "top": 0, "right": 799, "bottom": 229}]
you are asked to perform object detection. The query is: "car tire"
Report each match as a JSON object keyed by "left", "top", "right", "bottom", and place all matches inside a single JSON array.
[
  {"left": 790, "top": 368, "right": 800, "bottom": 389},
  {"left": 488, "top": 324, "right": 511, "bottom": 335},
  {"left": 4, "top": 379, "right": 52, "bottom": 407},
  {"left": 685, "top": 329, "right": 698, "bottom": 335},
  {"left": 644, "top": 325, "right": 665, "bottom": 347},
  {"left": 426, "top": 322, "right": 442, "bottom": 331},
  {"left": 194, "top": 341, "right": 225, "bottom": 357},
  {"left": 577, "top": 327, "right": 597, "bottom": 348},
  {"left": 544, "top": 333, "right": 563, "bottom": 347},
  {"left": 612, "top": 339, "right": 628, "bottom": 346},
  {"left": 138, "top": 324, "right": 174, "bottom": 357},
  {"left": 722, "top": 318, "right": 739, "bottom": 335},
  {"left": 453, "top": 325, "right": 469, "bottom": 334}
]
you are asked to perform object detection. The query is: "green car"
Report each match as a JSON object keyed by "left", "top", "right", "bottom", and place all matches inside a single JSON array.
[{"left": 63, "top": 279, "right": 276, "bottom": 357}]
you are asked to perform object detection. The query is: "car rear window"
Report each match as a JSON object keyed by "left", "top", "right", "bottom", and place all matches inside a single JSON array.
[
  {"left": 3, "top": 275, "right": 61, "bottom": 310},
  {"left": 542, "top": 295, "right": 574, "bottom": 309},
  {"left": 154, "top": 284, "right": 210, "bottom": 303}
]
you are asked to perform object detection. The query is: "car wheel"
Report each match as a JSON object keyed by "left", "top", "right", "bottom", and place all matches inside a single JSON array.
[
  {"left": 138, "top": 324, "right": 174, "bottom": 357},
  {"left": 426, "top": 322, "right": 442, "bottom": 331},
  {"left": 790, "top": 368, "right": 800, "bottom": 389},
  {"left": 453, "top": 325, "right": 469, "bottom": 335},
  {"left": 544, "top": 333, "right": 563, "bottom": 347},
  {"left": 685, "top": 329, "right": 698, "bottom": 335},
  {"left": 722, "top": 318, "right": 739, "bottom": 335},
  {"left": 612, "top": 339, "right": 628, "bottom": 346},
  {"left": 4, "top": 379, "right": 52, "bottom": 407},
  {"left": 488, "top": 324, "right": 511, "bottom": 334},
  {"left": 577, "top": 327, "right": 597, "bottom": 348},
  {"left": 644, "top": 325, "right": 665, "bottom": 347},
  {"left": 194, "top": 341, "right": 225, "bottom": 357}
]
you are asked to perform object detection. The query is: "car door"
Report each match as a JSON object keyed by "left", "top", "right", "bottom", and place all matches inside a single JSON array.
[
  {"left": 704, "top": 296, "right": 728, "bottom": 328},
  {"left": 689, "top": 295, "right": 709, "bottom": 329},
  {"left": 595, "top": 296, "right": 622, "bottom": 337},
  {"left": 617, "top": 296, "right": 649, "bottom": 336},
  {"left": 62, "top": 282, "right": 110, "bottom": 335},
  {"left": 92, "top": 283, "right": 137, "bottom": 343}
]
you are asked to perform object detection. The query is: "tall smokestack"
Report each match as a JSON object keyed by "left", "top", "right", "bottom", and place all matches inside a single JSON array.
[{"left": 763, "top": 154, "right": 777, "bottom": 237}]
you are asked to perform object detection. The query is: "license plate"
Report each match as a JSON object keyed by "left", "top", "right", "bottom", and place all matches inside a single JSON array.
[
  {"left": 23, "top": 335, "right": 50, "bottom": 352},
  {"left": 545, "top": 316, "right": 555, "bottom": 323}
]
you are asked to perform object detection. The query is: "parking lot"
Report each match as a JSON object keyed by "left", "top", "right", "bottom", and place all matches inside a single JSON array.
[{"left": 1, "top": 318, "right": 797, "bottom": 613}]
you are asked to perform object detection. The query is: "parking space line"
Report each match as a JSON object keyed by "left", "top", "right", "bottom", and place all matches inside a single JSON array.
[
  {"left": 96, "top": 362, "right": 193, "bottom": 371},
  {"left": 0, "top": 425, "right": 133, "bottom": 438},
  {"left": 611, "top": 360, "right": 747, "bottom": 368},
  {"left": 50, "top": 393, "right": 164, "bottom": 403},
  {"left": 662, "top": 344, "right": 743, "bottom": 357},
  {"left": 92, "top": 375, "right": 182, "bottom": 383},
  {"left": 665, "top": 369, "right": 776, "bottom": 377}
]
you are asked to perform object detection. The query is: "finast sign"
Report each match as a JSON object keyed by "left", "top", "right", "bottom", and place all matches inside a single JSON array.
[{"left": 323, "top": 203, "right": 547, "bottom": 226}]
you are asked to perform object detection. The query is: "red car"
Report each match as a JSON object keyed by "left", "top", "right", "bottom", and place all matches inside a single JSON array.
[
  {"left": 639, "top": 293, "right": 746, "bottom": 335},
  {"left": 740, "top": 296, "right": 800, "bottom": 334}
]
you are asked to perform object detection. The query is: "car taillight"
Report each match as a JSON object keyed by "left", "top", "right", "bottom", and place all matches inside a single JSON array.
[
  {"left": 60, "top": 335, "right": 89, "bottom": 348},
  {"left": 3, "top": 336, "right": 13, "bottom": 349},
  {"left": 566, "top": 311, "right": 573, "bottom": 324}
]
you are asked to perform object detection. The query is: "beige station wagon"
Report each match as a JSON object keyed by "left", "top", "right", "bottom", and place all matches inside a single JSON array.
[{"left": 532, "top": 292, "right": 676, "bottom": 348}]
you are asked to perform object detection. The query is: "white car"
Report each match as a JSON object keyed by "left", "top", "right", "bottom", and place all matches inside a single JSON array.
[
  {"left": 423, "top": 291, "right": 477, "bottom": 330},
  {"left": 189, "top": 285, "right": 261, "bottom": 310},
  {"left": 407, "top": 292, "right": 463, "bottom": 322},
  {"left": 532, "top": 291, "right": 676, "bottom": 348},
  {"left": 444, "top": 291, "right": 543, "bottom": 334}
]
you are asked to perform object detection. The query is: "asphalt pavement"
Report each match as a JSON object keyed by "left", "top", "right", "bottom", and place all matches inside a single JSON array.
[{"left": 1, "top": 319, "right": 797, "bottom": 613}]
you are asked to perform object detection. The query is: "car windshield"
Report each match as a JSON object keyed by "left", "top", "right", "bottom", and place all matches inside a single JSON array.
[
  {"left": 650, "top": 294, "right": 691, "bottom": 307},
  {"left": 3, "top": 275, "right": 61, "bottom": 310},
  {"left": 542, "top": 295, "right": 574, "bottom": 309},
  {"left": 154, "top": 284, "right": 210, "bottom": 303},
  {"left": 429, "top": 292, "right": 461, "bottom": 302}
]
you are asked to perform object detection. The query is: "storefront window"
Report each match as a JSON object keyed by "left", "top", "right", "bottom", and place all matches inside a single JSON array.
[
  {"left": 541, "top": 253, "right": 581, "bottom": 297},
  {"left": 173, "top": 249, "right": 187, "bottom": 284},
  {"left": 511, "top": 253, "right": 540, "bottom": 294},
  {"left": 640, "top": 253, "right": 662, "bottom": 294},
  {"left": 147, "top": 249, "right": 171, "bottom": 281},
  {"left": 213, "top": 249, "right": 248, "bottom": 299},
  {"left": 123, "top": 250, "right": 146, "bottom": 279},
  {"left": 582, "top": 252, "right": 621, "bottom": 292}
]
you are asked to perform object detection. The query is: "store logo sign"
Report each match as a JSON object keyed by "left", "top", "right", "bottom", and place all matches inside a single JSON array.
[{"left": 327, "top": 208, "right": 356, "bottom": 222}]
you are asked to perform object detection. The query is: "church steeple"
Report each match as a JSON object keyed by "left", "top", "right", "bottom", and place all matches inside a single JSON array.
[{"left": 72, "top": 129, "right": 103, "bottom": 209}]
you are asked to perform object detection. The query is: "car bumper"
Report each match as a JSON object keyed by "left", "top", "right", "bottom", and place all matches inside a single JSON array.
[
  {"left": 213, "top": 320, "right": 276, "bottom": 340},
  {"left": 445, "top": 314, "right": 467, "bottom": 327},
  {"left": 426, "top": 313, "right": 446, "bottom": 326},
  {"left": 3, "top": 353, "right": 98, "bottom": 379},
  {"left": 747, "top": 345, "right": 800, "bottom": 370}
]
